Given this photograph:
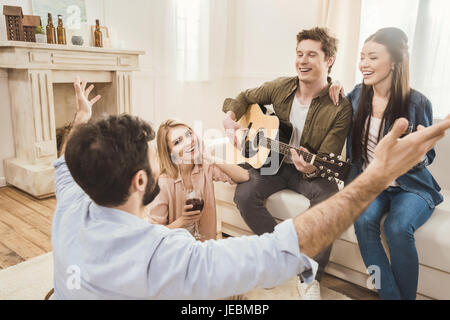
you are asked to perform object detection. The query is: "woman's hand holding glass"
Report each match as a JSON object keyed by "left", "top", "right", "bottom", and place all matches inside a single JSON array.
[
  {"left": 184, "top": 189, "right": 205, "bottom": 240},
  {"left": 176, "top": 204, "right": 202, "bottom": 229}
]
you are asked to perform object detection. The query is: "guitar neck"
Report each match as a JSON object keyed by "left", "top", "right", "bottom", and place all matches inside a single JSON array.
[{"left": 261, "top": 136, "right": 315, "bottom": 163}]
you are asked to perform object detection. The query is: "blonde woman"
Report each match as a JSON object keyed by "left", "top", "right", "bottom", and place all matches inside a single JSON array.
[{"left": 146, "top": 119, "right": 249, "bottom": 240}]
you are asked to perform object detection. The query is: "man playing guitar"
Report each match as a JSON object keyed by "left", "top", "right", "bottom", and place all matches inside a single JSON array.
[{"left": 222, "top": 27, "right": 353, "bottom": 299}]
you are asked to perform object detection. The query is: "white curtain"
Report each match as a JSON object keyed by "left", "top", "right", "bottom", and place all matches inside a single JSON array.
[
  {"left": 319, "top": 0, "right": 362, "bottom": 91},
  {"left": 358, "top": 0, "right": 450, "bottom": 119},
  {"left": 411, "top": 0, "right": 450, "bottom": 119},
  {"left": 153, "top": 0, "right": 228, "bottom": 82}
]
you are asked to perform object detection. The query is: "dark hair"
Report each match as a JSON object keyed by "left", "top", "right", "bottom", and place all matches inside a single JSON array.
[
  {"left": 65, "top": 114, "right": 156, "bottom": 207},
  {"left": 352, "top": 27, "right": 411, "bottom": 161},
  {"left": 296, "top": 27, "right": 338, "bottom": 74}
]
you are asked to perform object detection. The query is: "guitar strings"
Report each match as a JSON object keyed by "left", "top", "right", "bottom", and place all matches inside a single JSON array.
[{"left": 260, "top": 136, "right": 313, "bottom": 162}]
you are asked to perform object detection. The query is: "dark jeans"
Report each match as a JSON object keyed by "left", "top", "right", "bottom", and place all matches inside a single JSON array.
[
  {"left": 233, "top": 163, "right": 339, "bottom": 280},
  {"left": 354, "top": 187, "right": 433, "bottom": 300}
]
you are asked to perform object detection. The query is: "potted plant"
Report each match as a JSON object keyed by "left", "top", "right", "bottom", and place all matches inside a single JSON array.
[{"left": 35, "top": 25, "right": 46, "bottom": 43}]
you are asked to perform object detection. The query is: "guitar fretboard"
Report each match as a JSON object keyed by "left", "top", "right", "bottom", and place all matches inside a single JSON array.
[{"left": 260, "top": 135, "right": 314, "bottom": 163}]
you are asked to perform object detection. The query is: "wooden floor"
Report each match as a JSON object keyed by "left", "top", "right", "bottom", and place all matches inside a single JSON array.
[
  {"left": 0, "top": 186, "right": 378, "bottom": 300},
  {"left": 0, "top": 186, "right": 55, "bottom": 270}
]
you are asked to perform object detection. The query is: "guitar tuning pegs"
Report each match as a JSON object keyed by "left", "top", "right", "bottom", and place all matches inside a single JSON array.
[
  {"left": 330, "top": 153, "right": 335, "bottom": 158},
  {"left": 338, "top": 162, "right": 343, "bottom": 167},
  {"left": 327, "top": 169, "right": 331, "bottom": 173},
  {"left": 335, "top": 173, "right": 339, "bottom": 177},
  {"left": 321, "top": 173, "right": 326, "bottom": 178},
  {"left": 330, "top": 160, "right": 335, "bottom": 164},
  {"left": 319, "top": 166, "right": 324, "bottom": 170},
  {"left": 328, "top": 177, "right": 333, "bottom": 181}
]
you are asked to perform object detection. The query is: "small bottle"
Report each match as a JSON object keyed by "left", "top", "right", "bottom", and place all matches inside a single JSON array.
[
  {"left": 46, "top": 13, "right": 56, "bottom": 44},
  {"left": 57, "top": 15, "right": 67, "bottom": 45},
  {"left": 94, "top": 19, "right": 103, "bottom": 47}
]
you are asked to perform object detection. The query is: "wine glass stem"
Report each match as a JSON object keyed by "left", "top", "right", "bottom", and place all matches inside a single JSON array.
[{"left": 194, "top": 222, "right": 199, "bottom": 236}]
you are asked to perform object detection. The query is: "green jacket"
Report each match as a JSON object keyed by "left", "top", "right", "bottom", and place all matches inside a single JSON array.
[{"left": 222, "top": 76, "right": 353, "bottom": 158}]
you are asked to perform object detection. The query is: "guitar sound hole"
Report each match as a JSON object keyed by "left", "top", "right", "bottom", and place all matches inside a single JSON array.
[
  {"left": 244, "top": 141, "right": 252, "bottom": 158},
  {"left": 253, "top": 131, "right": 261, "bottom": 149},
  {"left": 243, "top": 139, "right": 258, "bottom": 158},
  {"left": 254, "top": 129, "right": 266, "bottom": 149}
]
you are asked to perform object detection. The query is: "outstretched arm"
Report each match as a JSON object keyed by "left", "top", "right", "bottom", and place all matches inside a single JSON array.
[
  {"left": 59, "top": 76, "right": 101, "bottom": 156},
  {"left": 55, "top": 77, "right": 101, "bottom": 200},
  {"left": 292, "top": 116, "right": 450, "bottom": 258}
]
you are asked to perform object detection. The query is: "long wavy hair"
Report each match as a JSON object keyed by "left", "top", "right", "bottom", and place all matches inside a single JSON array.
[
  {"left": 352, "top": 27, "right": 411, "bottom": 162},
  {"left": 156, "top": 119, "right": 200, "bottom": 179}
]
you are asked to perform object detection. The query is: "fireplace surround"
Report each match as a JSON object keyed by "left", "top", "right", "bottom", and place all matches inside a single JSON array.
[{"left": 0, "top": 41, "right": 144, "bottom": 198}]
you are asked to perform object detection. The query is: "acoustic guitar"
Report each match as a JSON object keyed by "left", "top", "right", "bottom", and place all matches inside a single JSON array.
[{"left": 225, "top": 104, "right": 351, "bottom": 182}]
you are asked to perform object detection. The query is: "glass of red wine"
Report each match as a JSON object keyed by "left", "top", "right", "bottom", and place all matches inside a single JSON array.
[{"left": 185, "top": 189, "right": 205, "bottom": 240}]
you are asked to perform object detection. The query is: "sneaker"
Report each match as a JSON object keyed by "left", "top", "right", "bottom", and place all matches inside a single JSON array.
[{"left": 297, "top": 279, "right": 322, "bottom": 300}]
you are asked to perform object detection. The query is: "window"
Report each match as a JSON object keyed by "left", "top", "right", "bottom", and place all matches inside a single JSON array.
[
  {"left": 358, "top": 0, "right": 450, "bottom": 118},
  {"left": 175, "top": 0, "right": 210, "bottom": 81}
]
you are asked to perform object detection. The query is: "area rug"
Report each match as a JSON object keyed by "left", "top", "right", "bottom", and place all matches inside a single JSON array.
[
  {"left": 0, "top": 252, "right": 53, "bottom": 300},
  {"left": 245, "top": 277, "right": 351, "bottom": 300},
  {"left": 0, "top": 252, "right": 350, "bottom": 300}
]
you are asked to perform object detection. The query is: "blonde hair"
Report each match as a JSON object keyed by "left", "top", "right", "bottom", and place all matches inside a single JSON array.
[{"left": 156, "top": 119, "right": 194, "bottom": 179}]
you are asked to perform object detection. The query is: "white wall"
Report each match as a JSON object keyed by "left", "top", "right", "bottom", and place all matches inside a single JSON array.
[
  {"left": 429, "top": 119, "right": 450, "bottom": 190},
  {"left": 100, "top": 0, "right": 322, "bottom": 130},
  {"left": 1, "top": 0, "right": 320, "bottom": 185},
  {"left": 0, "top": 0, "right": 32, "bottom": 40},
  {"left": 231, "top": 0, "right": 322, "bottom": 79},
  {"left": 0, "top": 0, "right": 448, "bottom": 190}
]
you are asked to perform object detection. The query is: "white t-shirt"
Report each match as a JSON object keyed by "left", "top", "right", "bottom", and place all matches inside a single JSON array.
[
  {"left": 285, "top": 96, "right": 310, "bottom": 164},
  {"left": 363, "top": 117, "right": 399, "bottom": 187}
]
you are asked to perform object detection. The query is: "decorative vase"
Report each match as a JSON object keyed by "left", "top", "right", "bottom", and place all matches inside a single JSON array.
[
  {"left": 35, "top": 34, "right": 47, "bottom": 43},
  {"left": 71, "top": 35, "right": 84, "bottom": 46}
]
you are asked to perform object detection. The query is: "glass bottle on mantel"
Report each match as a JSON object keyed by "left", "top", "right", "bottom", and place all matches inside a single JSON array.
[
  {"left": 57, "top": 15, "right": 67, "bottom": 45},
  {"left": 46, "top": 13, "right": 56, "bottom": 44},
  {"left": 94, "top": 19, "right": 103, "bottom": 47}
]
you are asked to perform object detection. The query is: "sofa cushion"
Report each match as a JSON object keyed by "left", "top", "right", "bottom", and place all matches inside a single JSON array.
[
  {"left": 214, "top": 182, "right": 450, "bottom": 273},
  {"left": 215, "top": 182, "right": 311, "bottom": 220},
  {"left": 414, "top": 190, "right": 450, "bottom": 273}
]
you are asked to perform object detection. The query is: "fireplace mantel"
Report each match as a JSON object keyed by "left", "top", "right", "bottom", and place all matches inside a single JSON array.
[
  {"left": 0, "top": 41, "right": 144, "bottom": 71},
  {"left": 1, "top": 41, "right": 145, "bottom": 198}
]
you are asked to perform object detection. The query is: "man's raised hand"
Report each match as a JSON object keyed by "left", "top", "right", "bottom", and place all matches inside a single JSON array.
[
  {"left": 73, "top": 76, "right": 101, "bottom": 125},
  {"left": 367, "top": 115, "right": 450, "bottom": 188}
]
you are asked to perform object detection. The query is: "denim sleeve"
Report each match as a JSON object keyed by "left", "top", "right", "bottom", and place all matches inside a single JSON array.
[
  {"left": 345, "top": 84, "right": 360, "bottom": 105},
  {"left": 411, "top": 97, "right": 436, "bottom": 171},
  {"left": 345, "top": 88, "right": 354, "bottom": 102}
]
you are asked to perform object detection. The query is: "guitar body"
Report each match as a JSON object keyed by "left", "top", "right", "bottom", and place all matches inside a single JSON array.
[
  {"left": 226, "top": 104, "right": 352, "bottom": 181},
  {"left": 226, "top": 104, "right": 292, "bottom": 174}
]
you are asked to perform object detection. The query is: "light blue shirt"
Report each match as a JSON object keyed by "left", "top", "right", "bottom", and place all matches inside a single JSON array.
[{"left": 52, "top": 156, "right": 318, "bottom": 299}]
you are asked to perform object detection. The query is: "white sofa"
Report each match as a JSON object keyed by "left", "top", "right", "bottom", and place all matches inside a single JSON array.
[{"left": 214, "top": 125, "right": 450, "bottom": 300}]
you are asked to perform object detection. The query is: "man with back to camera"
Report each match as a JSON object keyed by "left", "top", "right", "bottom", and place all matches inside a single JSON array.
[
  {"left": 51, "top": 76, "right": 450, "bottom": 299},
  {"left": 222, "top": 27, "right": 352, "bottom": 298}
]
